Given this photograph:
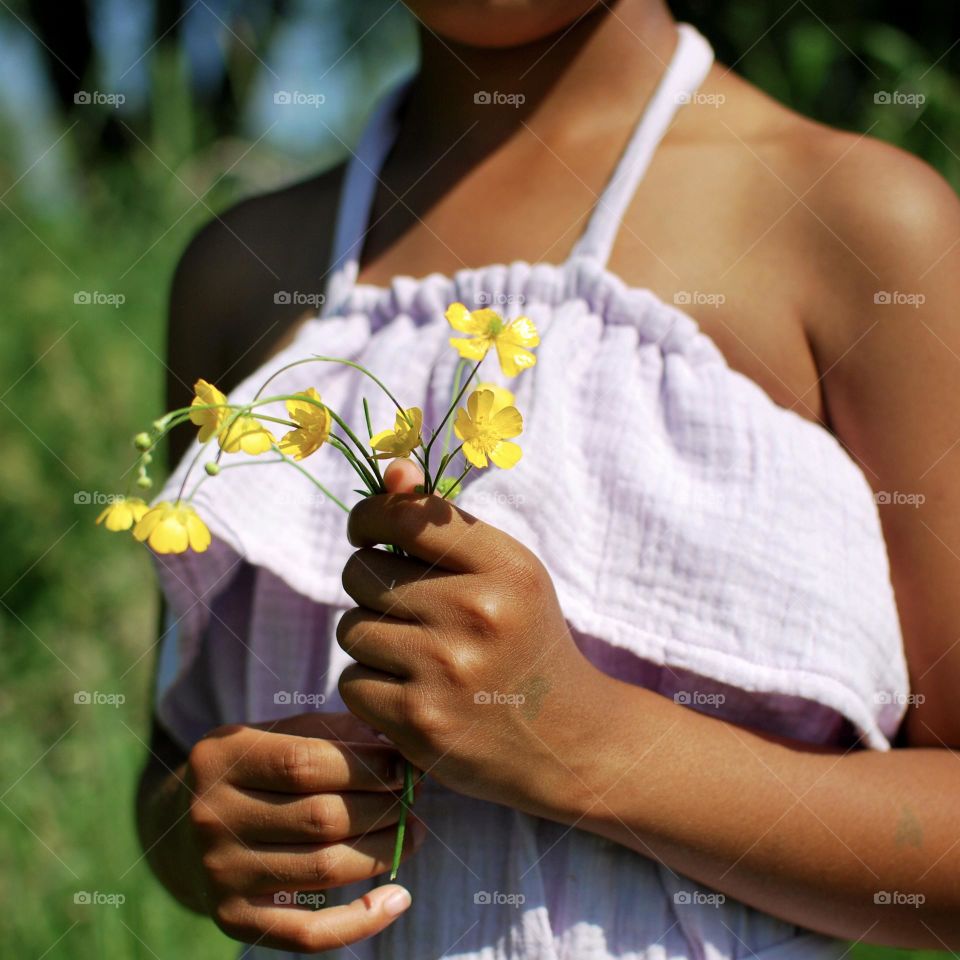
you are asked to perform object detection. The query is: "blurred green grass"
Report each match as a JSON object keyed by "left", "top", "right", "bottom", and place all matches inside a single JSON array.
[{"left": 1, "top": 13, "right": 958, "bottom": 960}]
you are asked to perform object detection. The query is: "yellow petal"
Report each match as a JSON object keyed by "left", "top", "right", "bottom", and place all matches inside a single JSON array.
[
  {"left": 445, "top": 302, "right": 497, "bottom": 334},
  {"left": 490, "top": 406, "right": 523, "bottom": 439},
  {"left": 150, "top": 516, "right": 189, "bottom": 554},
  {"left": 132, "top": 504, "right": 167, "bottom": 542},
  {"left": 453, "top": 407, "right": 474, "bottom": 443},
  {"left": 474, "top": 382, "right": 515, "bottom": 413},
  {"left": 128, "top": 499, "right": 149, "bottom": 522},
  {"left": 489, "top": 440, "right": 522, "bottom": 469},
  {"left": 503, "top": 316, "right": 540, "bottom": 349},
  {"left": 462, "top": 440, "right": 489, "bottom": 469},
  {"left": 467, "top": 389, "right": 495, "bottom": 421},
  {"left": 185, "top": 511, "right": 211, "bottom": 552},
  {"left": 495, "top": 340, "right": 537, "bottom": 378},
  {"left": 449, "top": 336, "right": 491, "bottom": 362}
]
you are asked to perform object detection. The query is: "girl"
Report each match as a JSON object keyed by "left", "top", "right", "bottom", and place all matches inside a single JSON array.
[{"left": 137, "top": 1, "right": 960, "bottom": 958}]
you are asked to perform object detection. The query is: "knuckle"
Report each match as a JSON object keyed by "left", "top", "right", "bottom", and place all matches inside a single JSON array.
[
  {"left": 212, "top": 898, "right": 254, "bottom": 942},
  {"left": 459, "top": 590, "right": 505, "bottom": 635},
  {"left": 431, "top": 643, "right": 481, "bottom": 685},
  {"left": 200, "top": 847, "right": 232, "bottom": 888},
  {"left": 404, "top": 688, "right": 445, "bottom": 743},
  {"left": 187, "top": 795, "right": 221, "bottom": 837},
  {"left": 304, "top": 795, "right": 343, "bottom": 840},
  {"left": 309, "top": 848, "right": 335, "bottom": 886},
  {"left": 279, "top": 738, "right": 324, "bottom": 788}
]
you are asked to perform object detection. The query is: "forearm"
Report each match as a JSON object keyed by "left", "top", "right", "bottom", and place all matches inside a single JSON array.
[
  {"left": 549, "top": 670, "right": 960, "bottom": 950},
  {"left": 135, "top": 737, "right": 207, "bottom": 915}
]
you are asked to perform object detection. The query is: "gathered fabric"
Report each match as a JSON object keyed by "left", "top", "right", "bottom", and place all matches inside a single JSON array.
[{"left": 152, "top": 24, "right": 908, "bottom": 960}]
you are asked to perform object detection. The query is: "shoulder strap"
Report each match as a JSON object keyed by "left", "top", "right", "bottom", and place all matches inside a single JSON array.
[
  {"left": 323, "top": 75, "right": 414, "bottom": 312},
  {"left": 567, "top": 24, "right": 715, "bottom": 268}
]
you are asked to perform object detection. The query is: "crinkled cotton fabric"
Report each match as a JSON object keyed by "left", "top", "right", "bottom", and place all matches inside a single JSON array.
[{"left": 151, "top": 24, "right": 908, "bottom": 960}]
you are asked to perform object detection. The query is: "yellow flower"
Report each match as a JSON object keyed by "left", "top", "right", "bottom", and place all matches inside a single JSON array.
[
  {"left": 446, "top": 303, "right": 539, "bottom": 377},
  {"left": 454, "top": 389, "right": 523, "bottom": 469},
  {"left": 370, "top": 407, "right": 423, "bottom": 460},
  {"left": 278, "top": 388, "right": 331, "bottom": 460},
  {"left": 218, "top": 415, "right": 275, "bottom": 455},
  {"left": 190, "top": 378, "right": 274, "bottom": 455},
  {"left": 95, "top": 497, "right": 149, "bottom": 532},
  {"left": 133, "top": 501, "right": 211, "bottom": 554},
  {"left": 189, "top": 379, "right": 229, "bottom": 442}
]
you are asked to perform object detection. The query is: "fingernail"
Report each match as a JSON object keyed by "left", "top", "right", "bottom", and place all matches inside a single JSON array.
[{"left": 383, "top": 887, "right": 412, "bottom": 917}]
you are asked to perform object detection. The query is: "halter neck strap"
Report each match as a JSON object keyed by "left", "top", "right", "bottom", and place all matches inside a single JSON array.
[{"left": 568, "top": 23, "right": 714, "bottom": 266}]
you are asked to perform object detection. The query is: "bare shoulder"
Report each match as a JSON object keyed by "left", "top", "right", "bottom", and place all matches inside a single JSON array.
[
  {"left": 726, "top": 75, "right": 960, "bottom": 319},
  {"left": 165, "top": 164, "right": 345, "bottom": 418}
]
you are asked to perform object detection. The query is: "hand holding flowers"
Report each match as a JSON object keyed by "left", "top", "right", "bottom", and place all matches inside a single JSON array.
[{"left": 97, "top": 302, "right": 560, "bottom": 878}]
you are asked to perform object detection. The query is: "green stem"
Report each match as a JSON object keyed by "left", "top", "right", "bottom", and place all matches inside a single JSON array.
[
  {"left": 390, "top": 760, "right": 416, "bottom": 881},
  {"left": 424, "top": 359, "right": 482, "bottom": 461},
  {"left": 440, "top": 359, "right": 467, "bottom": 460},
  {"left": 441, "top": 463, "right": 472, "bottom": 499}
]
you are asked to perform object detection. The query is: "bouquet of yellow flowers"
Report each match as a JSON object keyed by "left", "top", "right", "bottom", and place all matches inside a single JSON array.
[{"left": 97, "top": 301, "right": 540, "bottom": 878}]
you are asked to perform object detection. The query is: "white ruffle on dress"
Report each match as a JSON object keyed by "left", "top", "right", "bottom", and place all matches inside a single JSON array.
[{"left": 151, "top": 23, "right": 909, "bottom": 960}]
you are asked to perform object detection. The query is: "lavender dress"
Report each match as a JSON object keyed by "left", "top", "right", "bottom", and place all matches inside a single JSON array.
[{"left": 152, "top": 24, "right": 909, "bottom": 960}]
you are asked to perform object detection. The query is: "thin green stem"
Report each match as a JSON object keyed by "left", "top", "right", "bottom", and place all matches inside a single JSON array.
[
  {"left": 390, "top": 760, "right": 416, "bottom": 881},
  {"left": 424, "top": 359, "right": 482, "bottom": 461}
]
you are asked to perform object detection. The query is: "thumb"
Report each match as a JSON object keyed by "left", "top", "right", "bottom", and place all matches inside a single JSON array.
[{"left": 382, "top": 457, "right": 425, "bottom": 495}]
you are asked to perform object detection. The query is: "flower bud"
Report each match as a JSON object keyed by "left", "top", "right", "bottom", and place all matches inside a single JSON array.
[
  {"left": 204, "top": 462, "right": 220, "bottom": 476},
  {"left": 134, "top": 432, "right": 153, "bottom": 451},
  {"left": 136, "top": 475, "right": 153, "bottom": 490}
]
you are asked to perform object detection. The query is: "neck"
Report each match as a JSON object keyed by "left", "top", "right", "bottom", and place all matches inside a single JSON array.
[{"left": 405, "top": 0, "right": 677, "bottom": 149}]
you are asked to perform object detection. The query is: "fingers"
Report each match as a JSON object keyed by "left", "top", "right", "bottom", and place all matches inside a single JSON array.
[
  {"left": 213, "top": 730, "right": 403, "bottom": 793},
  {"left": 336, "top": 608, "right": 419, "bottom": 676},
  {"left": 382, "top": 457, "right": 424, "bottom": 494},
  {"left": 214, "top": 883, "right": 413, "bottom": 953},
  {"left": 341, "top": 548, "right": 460, "bottom": 621},
  {"left": 347, "top": 492, "right": 487, "bottom": 572},
  {"left": 250, "top": 711, "right": 384, "bottom": 744},
  {"left": 209, "top": 820, "right": 426, "bottom": 896},
  {"left": 338, "top": 663, "right": 407, "bottom": 734},
  {"left": 227, "top": 789, "right": 406, "bottom": 843}
]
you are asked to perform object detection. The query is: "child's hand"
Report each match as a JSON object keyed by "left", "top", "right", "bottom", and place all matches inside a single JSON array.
[
  {"left": 181, "top": 712, "right": 424, "bottom": 952},
  {"left": 338, "top": 461, "right": 603, "bottom": 819}
]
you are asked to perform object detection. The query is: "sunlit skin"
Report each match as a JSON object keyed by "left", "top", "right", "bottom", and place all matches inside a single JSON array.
[{"left": 138, "top": 0, "right": 960, "bottom": 953}]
